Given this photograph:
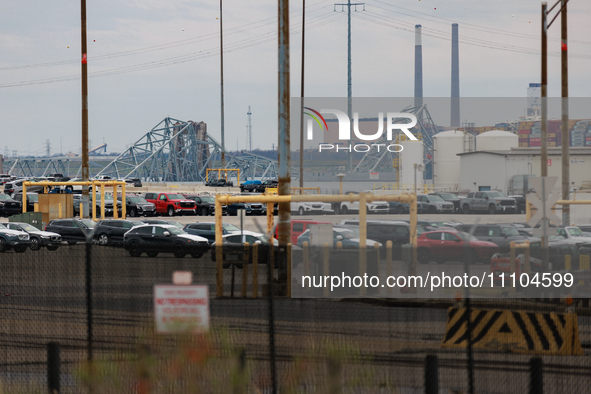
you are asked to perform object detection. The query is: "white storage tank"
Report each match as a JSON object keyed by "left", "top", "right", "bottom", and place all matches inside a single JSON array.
[
  {"left": 433, "top": 130, "right": 474, "bottom": 190},
  {"left": 400, "top": 140, "right": 424, "bottom": 187},
  {"left": 476, "top": 130, "right": 518, "bottom": 151}
]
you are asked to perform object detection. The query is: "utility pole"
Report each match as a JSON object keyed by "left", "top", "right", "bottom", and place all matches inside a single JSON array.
[
  {"left": 81, "top": 0, "right": 89, "bottom": 218},
  {"left": 45, "top": 139, "right": 51, "bottom": 157},
  {"left": 541, "top": 0, "right": 570, "bottom": 223},
  {"left": 541, "top": 2, "right": 548, "bottom": 178},
  {"left": 220, "top": 0, "right": 226, "bottom": 167},
  {"left": 561, "top": 0, "right": 569, "bottom": 226},
  {"left": 334, "top": 0, "right": 365, "bottom": 172},
  {"left": 247, "top": 106, "right": 252, "bottom": 151},
  {"left": 299, "top": 0, "right": 305, "bottom": 189}
]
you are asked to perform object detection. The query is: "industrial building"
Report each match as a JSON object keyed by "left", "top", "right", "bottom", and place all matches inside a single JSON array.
[{"left": 458, "top": 148, "right": 591, "bottom": 194}]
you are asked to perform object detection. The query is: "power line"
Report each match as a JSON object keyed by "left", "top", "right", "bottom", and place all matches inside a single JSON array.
[{"left": 0, "top": 13, "right": 345, "bottom": 88}]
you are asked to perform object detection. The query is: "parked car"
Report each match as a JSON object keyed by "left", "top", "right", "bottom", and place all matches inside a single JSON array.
[
  {"left": 240, "top": 180, "right": 262, "bottom": 193},
  {"left": 0, "top": 223, "right": 31, "bottom": 252},
  {"left": 276, "top": 219, "right": 332, "bottom": 245},
  {"left": 339, "top": 192, "right": 389, "bottom": 215},
  {"left": 123, "top": 178, "right": 142, "bottom": 187},
  {"left": 226, "top": 202, "right": 247, "bottom": 216},
  {"left": 0, "top": 193, "right": 22, "bottom": 217},
  {"left": 211, "top": 230, "right": 280, "bottom": 268},
  {"left": 4, "top": 178, "right": 44, "bottom": 195},
  {"left": 340, "top": 219, "right": 410, "bottom": 252},
  {"left": 417, "top": 230, "right": 498, "bottom": 264},
  {"left": 183, "top": 195, "right": 227, "bottom": 216},
  {"left": 184, "top": 222, "right": 241, "bottom": 243},
  {"left": 296, "top": 226, "right": 382, "bottom": 249},
  {"left": 140, "top": 219, "right": 185, "bottom": 229},
  {"left": 555, "top": 226, "right": 591, "bottom": 244},
  {"left": 117, "top": 195, "right": 156, "bottom": 217},
  {"left": 93, "top": 219, "right": 142, "bottom": 246},
  {"left": 429, "top": 192, "right": 461, "bottom": 213},
  {"left": 206, "top": 178, "right": 233, "bottom": 187},
  {"left": 291, "top": 201, "right": 332, "bottom": 216},
  {"left": 417, "top": 194, "right": 455, "bottom": 214},
  {"left": 508, "top": 195, "right": 527, "bottom": 214},
  {"left": 4, "top": 222, "right": 61, "bottom": 251},
  {"left": 255, "top": 179, "right": 278, "bottom": 193},
  {"left": 12, "top": 192, "right": 39, "bottom": 212},
  {"left": 387, "top": 201, "right": 410, "bottom": 214},
  {"left": 461, "top": 191, "right": 517, "bottom": 214},
  {"left": 94, "top": 194, "right": 122, "bottom": 217},
  {"left": 123, "top": 224, "right": 209, "bottom": 258},
  {"left": 143, "top": 193, "right": 197, "bottom": 216},
  {"left": 244, "top": 202, "right": 266, "bottom": 216},
  {"left": 455, "top": 223, "right": 534, "bottom": 253},
  {"left": 44, "top": 218, "right": 96, "bottom": 244}
]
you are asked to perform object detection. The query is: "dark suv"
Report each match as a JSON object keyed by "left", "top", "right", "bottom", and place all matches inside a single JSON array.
[
  {"left": 45, "top": 219, "right": 96, "bottom": 245},
  {"left": 256, "top": 179, "right": 278, "bottom": 193},
  {"left": 93, "top": 219, "right": 141, "bottom": 245},
  {"left": 429, "top": 192, "right": 461, "bottom": 213},
  {"left": 183, "top": 195, "right": 227, "bottom": 216},
  {"left": 0, "top": 193, "right": 22, "bottom": 217},
  {"left": 123, "top": 224, "right": 209, "bottom": 258},
  {"left": 12, "top": 192, "right": 39, "bottom": 213},
  {"left": 417, "top": 194, "right": 455, "bottom": 214},
  {"left": 184, "top": 222, "right": 241, "bottom": 243},
  {"left": 117, "top": 195, "right": 156, "bottom": 217},
  {"left": 455, "top": 223, "right": 533, "bottom": 253}
]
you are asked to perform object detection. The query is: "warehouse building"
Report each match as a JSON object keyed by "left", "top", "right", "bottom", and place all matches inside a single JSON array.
[{"left": 457, "top": 147, "right": 591, "bottom": 194}]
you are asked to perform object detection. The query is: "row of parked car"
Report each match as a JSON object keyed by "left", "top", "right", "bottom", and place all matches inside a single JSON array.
[{"left": 285, "top": 218, "right": 591, "bottom": 268}]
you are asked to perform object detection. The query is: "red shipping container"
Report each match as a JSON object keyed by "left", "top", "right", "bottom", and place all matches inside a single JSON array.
[
  {"left": 529, "top": 137, "right": 541, "bottom": 142},
  {"left": 529, "top": 142, "right": 541, "bottom": 147},
  {"left": 519, "top": 138, "right": 529, "bottom": 143},
  {"left": 586, "top": 137, "right": 591, "bottom": 141}
]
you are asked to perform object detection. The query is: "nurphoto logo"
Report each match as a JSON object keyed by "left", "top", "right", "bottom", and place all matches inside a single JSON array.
[{"left": 303, "top": 107, "right": 418, "bottom": 153}]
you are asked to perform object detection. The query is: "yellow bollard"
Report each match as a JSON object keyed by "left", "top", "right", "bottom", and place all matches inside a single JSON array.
[
  {"left": 565, "top": 255, "right": 572, "bottom": 271},
  {"left": 113, "top": 183, "right": 118, "bottom": 219},
  {"left": 252, "top": 243, "right": 259, "bottom": 299},
  {"left": 336, "top": 241, "right": 342, "bottom": 250},
  {"left": 121, "top": 182, "right": 126, "bottom": 219},
  {"left": 100, "top": 184, "right": 105, "bottom": 220},
  {"left": 303, "top": 241, "right": 309, "bottom": 278},
  {"left": 579, "top": 255, "right": 590, "bottom": 286},
  {"left": 215, "top": 197, "right": 224, "bottom": 298},
  {"left": 34, "top": 203, "right": 39, "bottom": 213},
  {"left": 323, "top": 243, "right": 330, "bottom": 298},
  {"left": 242, "top": 243, "right": 249, "bottom": 298},
  {"left": 58, "top": 203, "right": 63, "bottom": 219},
  {"left": 80, "top": 203, "right": 84, "bottom": 218}
]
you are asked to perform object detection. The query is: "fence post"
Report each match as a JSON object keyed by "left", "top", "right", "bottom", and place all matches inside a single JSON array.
[
  {"left": 287, "top": 243, "right": 292, "bottom": 298},
  {"left": 529, "top": 357, "right": 543, "bottom": 394},
  {"left": 424, "top": 354, "right": 438, "bottom": 394},
  {"left": 323, "top": 243, "right": 330, "bottom": 298},
  {"left": 386, "top": 241, "right": 393, "bottom": 295},
  {"left": 242, "top": 243, "right": 249, "bottom": 298},
  {"left": 252, "top": 243, "right": 259, "bottom": 299},
  {"left": 47, "top": 342, "right": 60, "bottom": 394}
]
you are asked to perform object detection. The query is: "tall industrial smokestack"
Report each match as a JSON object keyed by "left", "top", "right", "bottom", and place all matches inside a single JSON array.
[
  {"left": 414, "top": 24, "right": 423, "bottom": 108},
  {"left": 450, "top": 23, "right": 460, "bottom": 128}
]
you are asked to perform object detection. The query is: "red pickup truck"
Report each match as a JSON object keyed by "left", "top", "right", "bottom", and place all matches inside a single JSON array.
[{"left": 143, "top": 193, "right": 197, "bottom": 216}]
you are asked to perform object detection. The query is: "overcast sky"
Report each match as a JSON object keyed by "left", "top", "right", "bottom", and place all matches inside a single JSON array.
[{"left": 1, "top": 0, "right": 590, "bottom": 157}]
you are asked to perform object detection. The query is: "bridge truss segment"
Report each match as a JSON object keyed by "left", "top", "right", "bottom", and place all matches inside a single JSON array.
[
  {"left": 353, "top": 104, "right": 438, "bottom": 173},
  {"left": 96, "top": 117, "right": 219, "bottom": 182}
]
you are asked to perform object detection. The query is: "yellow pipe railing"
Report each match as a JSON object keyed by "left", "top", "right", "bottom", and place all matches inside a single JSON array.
[{"left": 22, "top": 180, "right": 127, "bottom": 220}]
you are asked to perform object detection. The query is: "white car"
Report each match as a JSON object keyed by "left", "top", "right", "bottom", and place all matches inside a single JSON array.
[
  {"left": 339, "top": 199, "right": 389, "bottom": 215},
  {"left": 291, "top": 201, "right": 332, "bottom": 216}
]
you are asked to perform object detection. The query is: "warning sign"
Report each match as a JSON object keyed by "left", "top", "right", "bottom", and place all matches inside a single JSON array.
[
  {"left": 154, "top": 285, "right": 210, "bottom": 333},
  {"left": 441, "top": 307, "right": 582, "bottom": 355}
]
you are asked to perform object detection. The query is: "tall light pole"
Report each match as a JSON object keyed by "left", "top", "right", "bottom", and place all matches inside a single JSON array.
[
  {"left": 334, "top": 1, "right": 364, "bottom": 172},
  {"left": 220, "top": 0, "right": 226, "bottom": 167},
  {"left": 80, "top": 0, "right": 89, "bottom": 218},
  {"left": 561, "top": 0, "right": 569, "bottom": 226},
  {"left": 299, "top": 0, "right": 306, "bottom": 189}
]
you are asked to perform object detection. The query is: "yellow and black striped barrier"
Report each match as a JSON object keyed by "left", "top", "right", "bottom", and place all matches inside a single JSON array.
[{"left": 442, "top": 307, "right": 583, "bottom": 355}]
